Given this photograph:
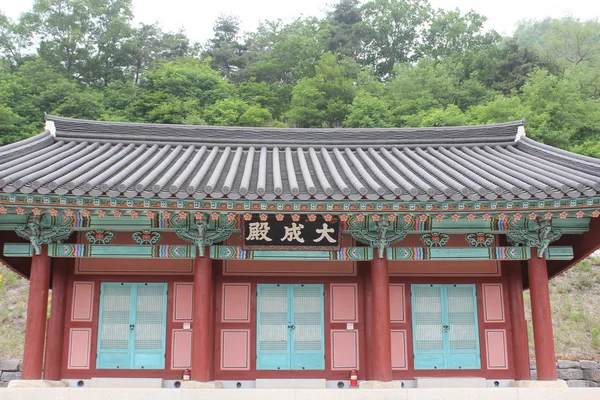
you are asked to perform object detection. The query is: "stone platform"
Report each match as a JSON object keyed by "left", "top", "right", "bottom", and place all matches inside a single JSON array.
[{"left": 0, "top": 388, "right": 598, "bottom": 400}]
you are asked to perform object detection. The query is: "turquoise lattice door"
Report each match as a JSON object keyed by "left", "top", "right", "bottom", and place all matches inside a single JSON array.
[
  {"left": 411, "top": 284, "right": 480, "bottom": 370},
  {"left": 257, "top": 284, "right": 324, "bottom": 370},
  {"left": 97, "top": 283, "right": 167, "bottom": 369}
]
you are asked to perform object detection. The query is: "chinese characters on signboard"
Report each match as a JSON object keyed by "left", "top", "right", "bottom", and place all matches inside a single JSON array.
[{"left": 242, "top": 215, "right": 341, "bottom": 250}]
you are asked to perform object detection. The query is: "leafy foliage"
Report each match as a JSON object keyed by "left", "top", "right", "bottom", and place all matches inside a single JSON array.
[{"left": 0, "top": 0, "right": 598, "bottom": 158}]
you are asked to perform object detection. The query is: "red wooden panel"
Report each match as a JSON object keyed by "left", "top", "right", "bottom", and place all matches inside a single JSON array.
[
  {"left": 222, "top": 283, "right": 251, "bottom": 323},
  {"left": 330, "top": 284, "right": 358, "bottom": 323},
  {"left": 71, "top": 282, "right": 94, "bottom": 321},
  {"left": 331, "top": 330, "right": 359, "bottom": 370},
  {"left": 391, "top": 330, "right": 408, "bottom": 370},
  {"left": 172, "top": 329, "right": 192, "bottom": 369},
  {"left": 68, "top": 328, "right": 91, "bottom": 369},
  {"left": 483, "top": 284, "right": 505, "bottom": 323},
  {"left": 173, "top": 283, "right": 193, "bottom": 322},
  {"left": 486, "top": 329, "right": 509, "bottom": 370},
  {"left": 221, "top": 330, "right": 250, "bottom": 370},
  {"left": 389, "top": 284, "right": 405, "bottom": 323}
]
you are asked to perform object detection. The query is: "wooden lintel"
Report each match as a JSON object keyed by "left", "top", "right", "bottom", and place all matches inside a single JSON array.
[{"left": 2, "top": 243, "right": 573, "bottom": 261}]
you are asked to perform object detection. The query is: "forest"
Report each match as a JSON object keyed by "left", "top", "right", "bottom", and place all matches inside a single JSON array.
[{"left": 1, "top": 0, "right": 599, "bottom": 158}]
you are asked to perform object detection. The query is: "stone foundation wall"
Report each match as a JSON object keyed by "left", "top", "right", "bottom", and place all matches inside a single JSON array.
[
  {"left": 530, "top": 360, "right": 600, "bottom": 387},
  {"left": 0, "top": 360, "right": 21, "bottom": 387}
]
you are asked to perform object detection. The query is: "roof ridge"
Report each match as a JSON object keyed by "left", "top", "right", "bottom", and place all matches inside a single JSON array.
[
  {"left": 45, "top": 115, "right": 523, "bottom": 148},
  {"left": 46, "top": 114, "right": 525, "bottom": 132}
]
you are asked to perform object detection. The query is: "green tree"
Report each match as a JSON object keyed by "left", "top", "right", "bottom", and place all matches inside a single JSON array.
[
  {"left": 203, "top": 15, "right": 246, "bottom": 79},
  {"left": 345, "top": 90, "right": 393, "bottom": 127},
  {"left": 239, "top": 106, "right": 273, "bottom": 127},
  {"left": 244, "top": 17, "right": 328, "bottom": 84},
  {"left": 359, "top": 0, "right": 432, "bottom": 79},
  {"left": 0, "top": 12, "right": 29, "bottom": 68},
  {"left": 325, "top": 0, "right": 363, "bottom": 59},
  {"left": 202, "top": 98, "right": 249, "bottom": 126},
  {"left": 420, "top": 9, "right": 499, "bottom": 60},
  {"left": 285, "top": 53, "right": 358, "bottom": 127},
  {"left": 131, "top": 57, "right": 234, "bottom": 123}
]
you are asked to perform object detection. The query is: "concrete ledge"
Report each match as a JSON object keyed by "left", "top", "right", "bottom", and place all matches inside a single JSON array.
[
  {"left": 510, "top": 380, "right": 569, "bottom": 388},
  {"left": 256, "top": 379, "right": 326, "bottom": 389},
  {"left": 415, "top": 377, "right": 487, "bottom": 388},
  {"left": 0, "top": 387, "right": 599, "bottom": 400},
  {"left": 90, "top": 378, "right": 163, "bottom": 388},
  {"left": 180, "top": 381, "right": 223, "bottom": 389},
  {"left": 7, "top": 379, "right": 67, "bottom": 388},
  {"left": 359, "top": 380, "right": 404, "bottom": 389}
]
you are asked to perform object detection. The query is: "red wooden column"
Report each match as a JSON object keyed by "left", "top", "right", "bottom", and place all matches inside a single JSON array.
[
  {"left": 506, "top": 261, "right": 531, "bottom": 380},
  {"left": 528, "top": 253, "right": 557, "bottom": 380},
  {"left": 362, "top": 262, "right": 374, "bottom": 381},
  {"left": 191, "top": 248, "right": 213, "bottom": 382},
  {"left": 43, "top": 259, "right": 69, "bottom": 380},
  {"left": 370, "top": 251, "right": 392, "bottom": 382},
  {"left": 22, "top": 247, "right": 51, "bottom": 379}
]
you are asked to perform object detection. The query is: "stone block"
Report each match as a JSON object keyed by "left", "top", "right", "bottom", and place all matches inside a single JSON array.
[
  {"left": 530, "top": 370, "right": 537, "bottom": 380},
  {"left": 414, "top": 377, "right": 486, "bottom": 388},
  {"left": 556, "top": 360, "right": 580, "bottom": 369},
  {"left": 1, "top": 371, "right": 21, "bottom": 382},
  {"left": 255, "top": 379, "right": 326, "bottom": 389},
  {"left": 567, "top": 380, "right": 598, "bottom": 387},
  {"left": 580, "top": 360, "right": 600, "bottom": 370},
  {"left": 180, "top": 380, "right": 223, "bottom": 389},
  {"left": 530, "top": 360, "right": 536, "bottom": 370},
  {"left": 509, "top": 380, "right": 568, "bottom": 388},
  {"left": 566, "top": 380, "right": 598, "bottom": 387},
  {"left": 359, "top": 380, "right": 405, "bottom": 389},
  {"left": 557, "top": 368, "right": 583, "bottom": 380},
  {"left": 90, "top": 378, "right": 163, "bottom": 388},
  {"left": 582, "top": 368, "right": 600, "bottom": 382},
  {"left": 0, "top": 360, "right": 20, "bottom": 372},
  {"left": 7, "top": 380, "right": 67, "bottom": 388}
]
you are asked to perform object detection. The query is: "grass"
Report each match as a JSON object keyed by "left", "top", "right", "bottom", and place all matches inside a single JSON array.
[
  {"left": 524, "top": 254, "right": 600, "bottom": 360},
  {"left": 0, "top": 263, "right": 28, "bottom": 359}
]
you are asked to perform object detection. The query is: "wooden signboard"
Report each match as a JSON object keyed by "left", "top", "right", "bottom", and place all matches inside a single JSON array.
[{"left": 242, "top": 214, "right": 341, "bottom": 251}]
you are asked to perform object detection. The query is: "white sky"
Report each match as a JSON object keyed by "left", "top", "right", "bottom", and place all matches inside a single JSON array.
[{"left": 2, "top": 0, "right": 599, "bottom": 44}]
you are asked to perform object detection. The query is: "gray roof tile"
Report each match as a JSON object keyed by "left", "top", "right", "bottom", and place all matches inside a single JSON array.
[{"left": 0, "top": 116, "right": 598, "bottom": 202}]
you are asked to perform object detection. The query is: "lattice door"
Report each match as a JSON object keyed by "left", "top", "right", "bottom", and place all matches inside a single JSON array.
[
  {"left": 97, "top": 283, "right": 132, "bottom": 369},
  {"left": 97, "top": 283, "right": 167, "bottom": 369},
  {"left": 412, "top": 284, "right": 445, "bottom": 369},
  {"left": 411, "top": 284, "right": 480, "bottom": 370},
  {"left": 257, "top": 285, "right": 291, "bottom": 370},
  {"left": 446, "top": 285, "right": 480, "bottom": 369},
  {"left": 132, "top": 284, "right": 167, "bottom": 369},
  {"left": 256, "top": 284, "right": 324, "bottom": 370},
  {"left": 290, "top": 285, "right": 324, "bottom": 370}
]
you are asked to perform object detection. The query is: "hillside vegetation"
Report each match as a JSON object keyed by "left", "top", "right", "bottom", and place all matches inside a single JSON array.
[
  {"left": 0, "top": 258, "right": 599, "bottom": 360},
  {"left": 1, "top": 0, "right": 600, "bottom": 158}
]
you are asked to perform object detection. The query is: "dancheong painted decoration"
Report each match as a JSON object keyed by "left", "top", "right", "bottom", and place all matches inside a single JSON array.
[{"left": 0, "top": 116, "right": 598, "bottom": 388}]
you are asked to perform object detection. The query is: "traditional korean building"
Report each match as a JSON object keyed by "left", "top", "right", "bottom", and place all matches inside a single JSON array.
[{"left": 0, "top": 116, "right": 599, "bottom": 388}]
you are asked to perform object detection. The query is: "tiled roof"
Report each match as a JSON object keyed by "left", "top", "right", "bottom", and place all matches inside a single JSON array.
[{"left": 0, "top": 116, "right": 599, "bottom": 202}]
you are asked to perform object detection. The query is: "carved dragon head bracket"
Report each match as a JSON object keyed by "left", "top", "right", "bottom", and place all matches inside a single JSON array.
[
  {"left": 348, "top": 216, "right": 407, "bottom": 258},
  {"left": 506, "top": 219, "right": 563, "bottom": 258},
  {"left": 14, "top": 213, "right": 73, "bottom": 255},
  {"left": 175, "top": 212, "right": 237, "bottom": 257}
]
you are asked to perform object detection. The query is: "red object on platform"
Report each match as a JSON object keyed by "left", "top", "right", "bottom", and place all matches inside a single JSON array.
[
  {"left": 349, "top": 370, "right": 359, "bottom": 388},
  {"left": 182, "top": 369, "right": 191, "bottom": 381}
]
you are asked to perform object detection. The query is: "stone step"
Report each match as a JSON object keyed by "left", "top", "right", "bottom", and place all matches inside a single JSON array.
[
  {"left": 415, "top": 377, "right": 487, "bottom": 388},
  {"left": 89, "top": 378, "right": 163, "bottom": 388},
  {"left": 255, "top": 379, "right": 327, "bottom": 389}
]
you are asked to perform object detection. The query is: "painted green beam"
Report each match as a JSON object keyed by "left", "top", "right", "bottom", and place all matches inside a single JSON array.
[{"left": 3, "top": 243, "right": 573, "bottom": 261}]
